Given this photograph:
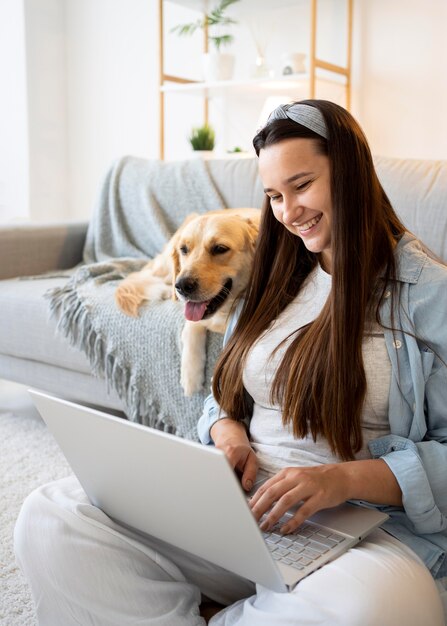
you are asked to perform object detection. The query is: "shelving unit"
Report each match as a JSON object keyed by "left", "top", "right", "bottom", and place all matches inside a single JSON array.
[{"left": 158, "top": 0, "right": 353, "bottom": 160}]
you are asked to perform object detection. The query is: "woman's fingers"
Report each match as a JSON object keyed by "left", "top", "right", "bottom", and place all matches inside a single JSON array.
[
  {"left": 281, "top": 498, "right": 320, "bottom": 533},
  {"left": 251, "top": 478, "right": 307, "bottom": 529},
  {"left": 249, "top": 472, "right": 283, "bottom": 510},
  {"left": 249, "top": 465, "right": 347, "bottom": 534},
  {"left": 240, "top": 449, "right": 259, "bottom": 491},
  {"left": 216, "top": 439, "right": 258, "bottom": 491}
]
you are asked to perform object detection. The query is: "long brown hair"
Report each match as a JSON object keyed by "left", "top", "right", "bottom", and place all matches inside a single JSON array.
[{"left": 212, "top": 99, "right": 407, "bottom": 461}]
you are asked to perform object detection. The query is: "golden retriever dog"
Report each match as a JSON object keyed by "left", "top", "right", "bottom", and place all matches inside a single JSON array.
[{"left": 115, "top": 208, "right": 260, "bottom": 395}]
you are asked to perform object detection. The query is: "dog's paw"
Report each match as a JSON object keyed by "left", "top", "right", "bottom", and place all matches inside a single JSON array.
[
  {"left": 115, "top": 283, "right": 145, "bottom": 317},
  {"left": 144, "top": 281, "right": 171, "bottom": 301},
  {"left": 181, "top": 369, "right": 204, "bottom": 397}
]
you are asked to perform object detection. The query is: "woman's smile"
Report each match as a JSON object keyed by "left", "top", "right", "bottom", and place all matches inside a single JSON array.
[{"left": 292, "top": 212, "right": 323, "bottom": 234}]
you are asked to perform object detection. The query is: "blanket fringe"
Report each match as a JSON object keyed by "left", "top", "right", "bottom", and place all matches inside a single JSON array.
[{"left": 46, "top": 285, "right": 179, "bottom": 437}]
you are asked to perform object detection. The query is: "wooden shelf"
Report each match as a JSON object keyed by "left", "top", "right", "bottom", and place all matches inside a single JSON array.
[
  {"left": 161, "top": 72, "right": 346, "bottom": 97},
  {"left": 161, "top": 73, "right": 308, "bottom": 95}
]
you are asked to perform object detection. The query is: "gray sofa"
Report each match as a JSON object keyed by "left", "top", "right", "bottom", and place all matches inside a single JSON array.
[{"left": 1, "top": 155, "right": 447, "bottom": 420}]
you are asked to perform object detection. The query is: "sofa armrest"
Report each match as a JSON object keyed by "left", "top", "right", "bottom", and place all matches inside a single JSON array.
[{"left": 0, "top": 221, "right": 89, "bottom": 279}]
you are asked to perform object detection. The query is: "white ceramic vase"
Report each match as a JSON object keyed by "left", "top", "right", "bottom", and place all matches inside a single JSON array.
[
  {"left": 202, "top": 52, "right": 235, "bottom": 82},
  {"left": 193, "top": 150, "right": 215, "bottom": 160}
]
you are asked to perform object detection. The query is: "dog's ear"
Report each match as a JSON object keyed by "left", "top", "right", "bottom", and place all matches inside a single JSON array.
[
  {"left": 177, "top": 212, "right": 200, "bottom": 230},
  {"left": 170, "top": 244, "right": 181, "bottom": 300},
  {"left": 243, "top": 217, "right": 260, "bottom": 253},
  {"left": 169, "top": 213, "right": 199, "bottom": 300}
]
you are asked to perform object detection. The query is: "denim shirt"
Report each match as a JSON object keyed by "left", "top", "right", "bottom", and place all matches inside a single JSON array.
[{"left": 197, "top": 234, "right": 447, "bottom": 579}]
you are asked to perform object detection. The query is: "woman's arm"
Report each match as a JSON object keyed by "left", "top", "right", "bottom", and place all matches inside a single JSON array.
[
  {"left": 249, "top": 458, "right": 402, "bottom": 534},
  {"left": 371, "top": 258, "right": 447, "bottom": 536},
  {"left": 197, "top": 300, "right": 253, "bottom": 445},
  {"left": 210, "top": 419, "right": 258, "bottom": 491},
  {"left": 197, "top": 301, "right": 257, "bottom": 490}
]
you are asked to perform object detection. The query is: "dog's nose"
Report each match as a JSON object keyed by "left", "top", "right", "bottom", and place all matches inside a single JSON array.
[{"left": 175, "top": 277, "right": 198, "bottom": 297}]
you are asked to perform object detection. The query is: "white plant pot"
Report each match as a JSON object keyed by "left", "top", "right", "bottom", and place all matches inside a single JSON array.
[
  {"left": 202, "top": 52, "right": 235, "bottom": 82},
  {"left": 192, "top": 150, "right": 215, "bottom": 160}
]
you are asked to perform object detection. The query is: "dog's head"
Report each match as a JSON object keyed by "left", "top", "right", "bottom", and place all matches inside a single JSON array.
[{"left": 171, "top": 209, "right": 260, "bottom": 323}]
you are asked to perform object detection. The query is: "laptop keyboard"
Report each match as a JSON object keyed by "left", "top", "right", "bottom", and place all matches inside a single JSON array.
[{"left": 262, "top": 518, "right": 346, "bottom": 570}]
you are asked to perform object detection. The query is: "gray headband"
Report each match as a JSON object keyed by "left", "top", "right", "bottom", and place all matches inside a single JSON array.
[{"left": 267, "top": 103, "right": 328, "bottom": 139}]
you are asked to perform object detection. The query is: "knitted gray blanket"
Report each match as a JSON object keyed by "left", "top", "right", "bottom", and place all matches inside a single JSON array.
[{"left": 47, "top": 156, "right": 226, "bottom": 440}]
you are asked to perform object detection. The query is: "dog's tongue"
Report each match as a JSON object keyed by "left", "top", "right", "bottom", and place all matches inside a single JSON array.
[{"left": 184, "top": 301, "right": 208, "bottom": 322}]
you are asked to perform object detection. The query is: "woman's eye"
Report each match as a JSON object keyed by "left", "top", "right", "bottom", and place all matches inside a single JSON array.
[
  {"left": 211, "top": 244, "right": 229, "bottom": 255},
  {"left": 180, "top": 245, "right": 188, "bottom": 255},
  {"left": 269, "top": 195, "right": 281, "bottom": 202},
  {"left": 297, "top": 180, "right": 311, "bottom": 191}
]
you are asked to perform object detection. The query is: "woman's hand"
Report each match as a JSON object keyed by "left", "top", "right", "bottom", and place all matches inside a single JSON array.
[
  {"left": 210, "top": 418, "right": 258, "bottom": 491},
  {"left": 249, "top": 464, "right": 348, "bottom": 534},
  {"left": 249, "top": 459, "right": 402, "bottom": 534}
]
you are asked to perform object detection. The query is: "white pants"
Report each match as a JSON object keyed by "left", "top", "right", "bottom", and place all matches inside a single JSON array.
[{"left": 14, "top": 476, "right": 445, "bottom": 626}]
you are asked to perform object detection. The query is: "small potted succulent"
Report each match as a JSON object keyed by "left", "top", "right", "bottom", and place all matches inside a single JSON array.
[
  {"left": 171, "top": 0, "right": 240, "bottom": 82},
  {"left": 189, "top": 124, "right": 216, "bottom": 158},
  {"left": 226, "top": 145, "right": 250, "bottom": 158}
]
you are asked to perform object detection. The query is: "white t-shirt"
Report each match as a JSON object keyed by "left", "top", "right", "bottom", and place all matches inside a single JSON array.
[{"left": 243, "top": 264, "right": 392, "bottom": 475}]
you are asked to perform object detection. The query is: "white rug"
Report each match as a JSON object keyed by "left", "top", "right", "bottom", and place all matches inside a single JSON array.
[{"left": 0, "top": 389, "right": 72, "bottom": 625}]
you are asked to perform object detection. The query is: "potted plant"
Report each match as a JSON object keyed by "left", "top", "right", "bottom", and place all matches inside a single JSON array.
[
  {"left": 189, "top": 124, "right": 216, "bottom": 158},
  {"left": 226, "top": 146, "right": 250, "bottom": 158},
  {"left": 171, "top": 0, "right": 240, "bottom": 82}
]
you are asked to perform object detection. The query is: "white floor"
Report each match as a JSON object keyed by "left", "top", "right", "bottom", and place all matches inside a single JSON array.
[{"left": 0, "top": 380, "right": 72, "bottom": 625}]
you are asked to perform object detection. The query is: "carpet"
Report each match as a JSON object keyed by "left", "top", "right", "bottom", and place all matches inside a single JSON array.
[{"left": 0, "top": 391, "right": 72, "bottom": 625}]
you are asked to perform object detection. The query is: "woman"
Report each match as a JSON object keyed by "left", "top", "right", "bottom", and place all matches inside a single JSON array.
[{"left": 15, "top": 101, "right": 447, "bottom": 625}]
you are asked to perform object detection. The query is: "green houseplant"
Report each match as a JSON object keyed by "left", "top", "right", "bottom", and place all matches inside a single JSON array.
[
  {"left": 171, "top": 0, "right": 240, "bottom": 81},
  {"left": 189, "top": 124, "right": 216, "bottom": 153}
]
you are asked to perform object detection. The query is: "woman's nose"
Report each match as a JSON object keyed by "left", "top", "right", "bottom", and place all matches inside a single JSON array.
[{"left": 281, "top": 198, "right": 303, "bottom": 226}]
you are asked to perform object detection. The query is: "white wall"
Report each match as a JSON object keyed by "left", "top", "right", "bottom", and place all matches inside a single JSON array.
[
  {"left": 25, "top": 0, "right": 69, "bottom": 221},
  {"left": 0, "top": 0, "right": 159, "bottom": 222},
  {"left": 65, "top": 0, "right": 159, "bottom": 219},
  {"left": 351, "top": 0, "right": 447, "bottom": 160},
  {"left": 0, "top": 0, "right": 29, "bottom": 223}
]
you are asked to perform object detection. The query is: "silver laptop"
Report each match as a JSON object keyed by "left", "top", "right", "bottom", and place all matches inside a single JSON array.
[{"left": 29, "top": 389, "right": 388, "bottom": 593}]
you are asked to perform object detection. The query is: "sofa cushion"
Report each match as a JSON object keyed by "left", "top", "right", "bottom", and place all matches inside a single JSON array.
[
  {"left": 208, "top": 157, "right": 264, "bottom": 209},
  {"left": 0, "top": 353, "right": 123, "bottom": 411},
  {"left": 0, "top": 276, "right": 92, "bottom": 374},
  {"left": 375, "top": 157, "right": 447, "bottom": 261}
]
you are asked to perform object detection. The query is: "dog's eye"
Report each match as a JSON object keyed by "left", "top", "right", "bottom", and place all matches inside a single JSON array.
[
  {"left": 211, "top": 245, "right": 230, "bottom": 255},
  {"left": 179, "top": 245, "right": 188, "bottom": 255}
]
